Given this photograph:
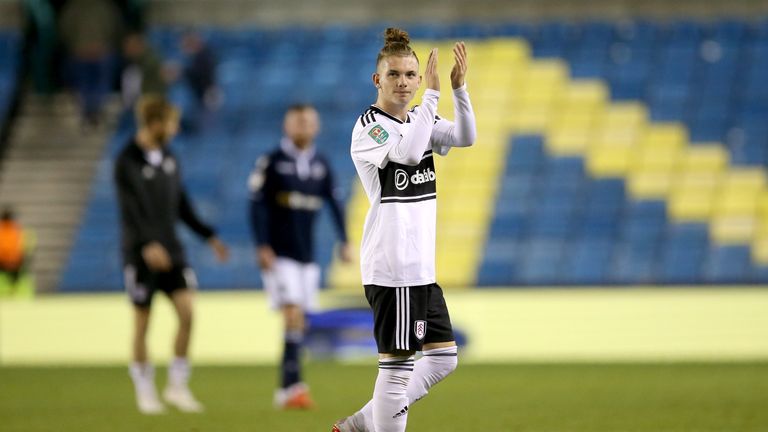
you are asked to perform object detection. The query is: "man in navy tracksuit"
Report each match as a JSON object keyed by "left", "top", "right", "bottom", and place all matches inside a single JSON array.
[{"left": 248, "top": 104, "right": 350, "bottom": 409}]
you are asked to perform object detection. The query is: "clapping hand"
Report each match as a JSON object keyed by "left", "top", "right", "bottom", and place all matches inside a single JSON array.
[{"left": 450, "top": 42, "right": 468, "bottom": 89}]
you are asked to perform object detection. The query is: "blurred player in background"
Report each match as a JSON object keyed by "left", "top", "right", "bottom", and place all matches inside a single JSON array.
[
  {"left": 115, "top": 95, "right": 229, "bottom": 414},
  {"left": 248, "top": 104, "right": 351, "bottom": 409},
  {"left": 334, "top": 28, "right": 476, "bottom": 432}
]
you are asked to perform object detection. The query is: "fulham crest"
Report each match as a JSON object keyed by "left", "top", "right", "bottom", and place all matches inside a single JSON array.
[{"left": 414, "top": 320, "right": 427, "bottom": 340}]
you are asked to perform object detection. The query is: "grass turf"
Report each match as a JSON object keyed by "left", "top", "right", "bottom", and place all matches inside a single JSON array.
[{"left": 1, "top": 362, "right": 767, "bottom": 431}]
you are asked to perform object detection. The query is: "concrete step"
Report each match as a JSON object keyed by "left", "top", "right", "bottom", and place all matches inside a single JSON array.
[
  {"left": 10, "top": 212, "right": 84, "bottom": 227},
  {"left": 29, "top": 237, "right": 75, "bottom": 250},
  {"left": 0, "top": 189, "right": 90, "bottom": 204},
  {"left": 0, "top": 92, "right": 118, "bottom": 293},
  {"left": 3, "top": 202, "right": 88, "bottom": 216},
  {"left": 4, "top": 148, "right": 104, "bottom": 160},
  {"left": 0, "top": 159, "right": 100, "bottom": 172},
  {"left": 0, "top": 168, "right": 97, "bottom": 183}
]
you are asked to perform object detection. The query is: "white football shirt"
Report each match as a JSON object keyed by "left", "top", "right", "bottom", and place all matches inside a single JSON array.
[{"left": 350, "top": 86, "right": 476, "bottom": 287}]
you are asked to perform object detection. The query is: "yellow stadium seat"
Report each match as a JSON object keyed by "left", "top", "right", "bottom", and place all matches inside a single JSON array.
[
  {"left": 547, "top": 128, "right": 591, "bottom": 156},
  {"left": 628, "top": 171, "right": 673, "bottom": 199},
  {"left": 600, "top": 102, "right": 648, "bottom": 129},
  {"left": 721, "top": 169, "right": 767, "bottom": 192},
  {"left": 757, "top": 194, "right": 768, "bottom": 228},
  {"left": 550, "top": 108, "right": 597, "bottom": 129},
  {"left": 640, "top": 124, "right": 687, "bottom": 149},
  {"left": 328, "top": 263, "right": 362, "bottom": 291},
  {"left": 593, "top": 128, "right": 640, "bottom": 148},
  {"left": 675, "top": 172, "right": 721, "bottom": 189},
  {"left": 632, "top": 145, "right": 681, "bottom": 172},
  {"left": 710, "top": 216, "right": 757, "bottom": 244},
  {"left": 564, "top": 80, "right": 608, "bottom": 101},
  {"left": 668, "top": 173, "right": 720, "bottom": 220},
  {"left": 509, "top": 105, "right": 553, "bottom": 132},
  {"left": 751, "top": 236, "right": 768, "bottom": 265},
  {"left": 525, "top": 60, "right": 568, "bottom": 82},
  {"left": 439, "top": 204, "right": 492, "bottom": 223},
  {"left": 521, "top": 82, "right": 562, "bottom": 105},
  {"left": 487, "top": 38, "right": 531, "bottom": 63},
  {"left": 669, "top": 193, "right": 715, "bottom": 221},
  {"left": 587, "top": 144, "right": 633, "bottom": 177},
  {"left": 714, "top": 189, "right": 760, "bottom": 217},
  {"left": 680, "top": 145, "right": 729, "bottom": 173}
]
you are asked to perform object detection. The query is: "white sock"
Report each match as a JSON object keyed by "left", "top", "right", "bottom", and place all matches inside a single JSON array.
[
  {"left": 129, "top": 362, "right": 154, "bottom": 383},
  {"left": 168, "top": 357, "right": 190, "bottom": 389},
  {"left": 372, "top": 356, "right": 414, "bottom": 432},
  {"left": 407, "top": 346, "right": 458, "bottom": 403},
  {"left": 360, "top": 346, "right": 458, "bottom": 430}
]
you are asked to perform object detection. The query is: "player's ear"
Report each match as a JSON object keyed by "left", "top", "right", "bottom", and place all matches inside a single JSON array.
[{"left": 372, "top": 73, "right": 381, "bottom": 89}]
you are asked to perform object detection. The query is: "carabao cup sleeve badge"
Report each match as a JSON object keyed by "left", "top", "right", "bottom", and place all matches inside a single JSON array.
[{"left": 368, "top": 124, "right": 390, "bottom": 145}]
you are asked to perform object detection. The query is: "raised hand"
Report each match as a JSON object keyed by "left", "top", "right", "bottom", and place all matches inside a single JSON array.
[
  {"left": 425, "top": 48, "right": 440, "bottom": 91},
  {"left": 208, "top": 237, "right": 230, "bottom": 262},
  {"left": 450, "top": 41, "right": 468, "bottom": 89}
]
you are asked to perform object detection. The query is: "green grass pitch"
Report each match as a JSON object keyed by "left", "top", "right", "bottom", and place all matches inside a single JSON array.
[{"left": 2, "top": 362, "right": 767, "bottom": 431}]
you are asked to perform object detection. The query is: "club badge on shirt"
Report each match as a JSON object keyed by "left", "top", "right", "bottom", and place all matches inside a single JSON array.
[{"left": 368, "top": 124, "right": 389, "bottom": 145}]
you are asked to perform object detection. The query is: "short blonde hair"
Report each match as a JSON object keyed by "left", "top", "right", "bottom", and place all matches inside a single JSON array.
[{"left": 135, "top": 94, "right": 179, "bottom": 128}]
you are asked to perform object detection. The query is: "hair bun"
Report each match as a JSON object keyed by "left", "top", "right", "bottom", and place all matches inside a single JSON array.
[{"left": 384, "top": 27, "right": 410, "bottom": 46}]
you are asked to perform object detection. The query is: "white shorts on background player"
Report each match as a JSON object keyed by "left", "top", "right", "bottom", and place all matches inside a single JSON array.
[{"left": 261, "top": 257, "right": 320, "bottom": 311}]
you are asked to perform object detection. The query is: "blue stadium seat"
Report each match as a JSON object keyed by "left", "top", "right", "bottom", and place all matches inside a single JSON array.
[
  {"left": 612, "top": 245, "right": 657, "bottom": 284},
  {"left": 507, "top": 135, "right": 545, "bottom": 173},
  {"left": 562, "top": 238, "right": 614, "bottom": 284},
  {"left": 519, "top": 239, "right": 565, "bottom": 285},
  {"left": 704, "top": 246, "right": 753, "bottom": 283}
]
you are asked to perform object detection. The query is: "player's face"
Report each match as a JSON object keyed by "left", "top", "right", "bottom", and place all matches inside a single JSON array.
[
  {"left": 148, "top": 115, "right": 179, "bottom": 147},
  {"left": 284, "top": 108, "right": 320, "bottom": 145},
  {"left": 374, "top": 55, "right": 421, "bottom": 107}
]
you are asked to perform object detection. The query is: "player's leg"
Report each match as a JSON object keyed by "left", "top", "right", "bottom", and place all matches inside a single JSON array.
[
  {"left": 132, "top": 305, "right": 151, "bottom": 364},
  {"left": 129, "top": 305, "right": 166, "bottom": 414},
  {"left": 273, "top": 259, "right": 319, "bottom": 409},
  {"left": 280, "top": 303, "right": 305, "bottom": 390},
  {"left": 335, "top": 285, "right": 429, "bottom": 432},
  {"left": 338, "top": 284, "right": 456, "bottom": 432},
  {"left": 170, "top": 288, "right": 194, "bottom": 359},
  {"left": 407, "top": 283, "right": 458, "bottom": 401},
  {"left": 276, "top": 303, "right": 314, "bottom": 408},
  {"left": 125, "top": 263, "right": 165, "bottom": 414},
  {"left": 163, "top": 268, "right": 204, "bottom": 412}
]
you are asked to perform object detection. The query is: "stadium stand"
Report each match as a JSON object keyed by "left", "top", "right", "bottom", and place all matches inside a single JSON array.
[
  {"left": 61, "top": 19, "right": 768, "bottom": 291},
  {"left": 0, "top": 30, "right": 20, "bottom": 139}
]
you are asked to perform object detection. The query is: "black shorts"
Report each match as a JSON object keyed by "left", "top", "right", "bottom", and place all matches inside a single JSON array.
[
  {"left": 123, "top": 261, "right": 197, "bottom": 308},
  {"left": 365, "top": 283, "right": 454, "bottom": 353}
]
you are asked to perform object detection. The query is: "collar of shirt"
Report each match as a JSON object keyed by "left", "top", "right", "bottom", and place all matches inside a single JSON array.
[{"left": 280, "top": 137, "right": 315, "bottom": 180}]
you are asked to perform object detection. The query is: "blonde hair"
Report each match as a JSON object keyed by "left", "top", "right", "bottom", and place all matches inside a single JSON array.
[
  {"left": 376, "top": 27, "right": 419, "bottom": 66},
  {"left": 135, "top": 94, "right": 179, "bottom": 128}
]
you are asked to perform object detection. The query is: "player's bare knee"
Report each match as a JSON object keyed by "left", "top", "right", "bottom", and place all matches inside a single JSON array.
[{"left": 282, "top": 304, "right": 304, "bottom": 331}]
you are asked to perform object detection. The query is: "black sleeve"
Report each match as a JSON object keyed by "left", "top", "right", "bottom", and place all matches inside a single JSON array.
[
  {"left": 178, "top": 187, "right": 216, "bottom": 240},
  {"left": 323, "top": 161, "right": 348, "bottom": 244},
  {"left": 114, "top": 157, "right": 157, "bottom": 245},
  {"left": 248, "top": 156, "right": 273, "bottom": 247}
]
